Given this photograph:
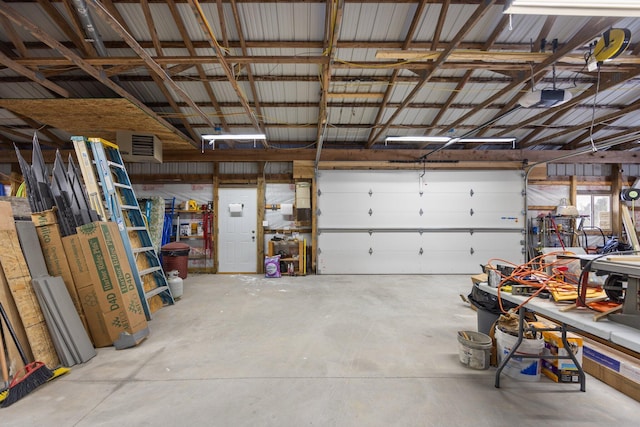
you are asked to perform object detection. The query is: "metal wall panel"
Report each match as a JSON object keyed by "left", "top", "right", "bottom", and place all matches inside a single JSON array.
[{"left": 317, "top": 170, "right": 524, "bottom": 274}]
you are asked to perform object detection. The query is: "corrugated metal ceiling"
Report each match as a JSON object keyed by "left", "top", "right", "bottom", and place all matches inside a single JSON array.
[{"left": 0, "top": 0, "right": 639, "bottom": 162}]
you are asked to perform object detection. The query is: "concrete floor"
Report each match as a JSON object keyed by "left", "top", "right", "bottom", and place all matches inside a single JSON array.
[{"left": 1, "top": 274, "right": 639, "bottom": 426}]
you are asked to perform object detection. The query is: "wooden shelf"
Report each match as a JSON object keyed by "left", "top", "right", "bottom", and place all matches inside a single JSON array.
[
  {"left": 170, "top": 209, "right": 214, "bottom": 272},
  {"left": 268, "top": 239, "right": 306, "bottom": 275}
]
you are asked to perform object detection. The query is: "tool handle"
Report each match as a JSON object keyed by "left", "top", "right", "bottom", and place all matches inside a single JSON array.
[
  {"left": 0, "top": 332, "right": 9, "bottom": 387},
  {"left": 0, "top": 302, "right": 29, "bottom": 365}
]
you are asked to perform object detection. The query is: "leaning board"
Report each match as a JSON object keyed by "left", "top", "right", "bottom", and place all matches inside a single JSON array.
[{"left": 0, "top": 202, "right": 59, "bottom": 368}]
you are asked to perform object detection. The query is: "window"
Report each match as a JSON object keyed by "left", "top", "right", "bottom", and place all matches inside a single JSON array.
[{"left": 576, "top": 194, "right": 611, "bottom": 231}]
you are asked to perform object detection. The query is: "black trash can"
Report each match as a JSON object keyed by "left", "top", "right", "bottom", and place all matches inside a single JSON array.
[
  {"left": 161, "top": 242, "right": 191, "bottom": 279},
  {"left": 468, "top": 282, "right": 516, "bottom": 335}
]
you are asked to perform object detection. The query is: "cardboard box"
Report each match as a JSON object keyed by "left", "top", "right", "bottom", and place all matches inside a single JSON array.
[
  {"left": 31, "top": 209, "right": 84, "bottom": 318},
  {"left": 76, "top": 221, "right": 148, "bottom": 349},
  {"left": 62, "top": 234, "right": 93, "bottom": 290},
  {"left": 541, "top": 330, "right": 583, "bottom": 371},
  {"left": 541, "top": 359, "right": 582, "bottom": 383},
  {"left": 582, "top": 339, "right": 640, "bottom": 402}
]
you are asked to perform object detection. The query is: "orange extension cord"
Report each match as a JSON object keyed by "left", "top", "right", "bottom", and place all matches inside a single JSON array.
[{"left": 485, "top": 251, "right": 590, "bottom": 314}]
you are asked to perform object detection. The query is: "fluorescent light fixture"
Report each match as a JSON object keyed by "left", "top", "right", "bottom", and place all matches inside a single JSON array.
[
  {"left": 453, "top": 138, "right": 516, "bottom": 143},
  {"left": 385, "top": 136, "right": 516, "bottom": 144},
  {"left": 385, "top": 136, "right": 451, "bottom": 143},
  {"left": 503, "top": 0, "right": 640, "bottom": 17},
  {"left": 202, "top": 133, "right": 266, "bottom": 142}
]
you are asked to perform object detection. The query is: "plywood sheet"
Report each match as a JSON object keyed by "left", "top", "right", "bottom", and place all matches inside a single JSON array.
[
  {"left": 0, "top": 98, "right": 194, "bottom": 151},
  {"left": 0, "top": 202, "right": 59, "bottom": 368}
]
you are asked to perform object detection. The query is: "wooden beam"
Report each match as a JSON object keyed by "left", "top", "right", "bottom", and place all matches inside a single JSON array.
[
  {"left": 140, "top": 0, "right": 163, "bottom": 56},
  {"left": 365, "top": 0, "right": 431, "bottom": 149},
  {"left": 12, "top": 55, "right": 637, "bottom": 73},
  {"left": 316, "top": 0, "right": 344, "bottom": 157},
  {"left": 186, "top": 0, "right": 264, "bottom": 139},
  {"left": 166, "top": 0, "right": 233, "bottom": 141},
  {"left": 0, "top": 50, "right": 70, "bottom": 97},
  {"left": 515, "top": 70, "right": 640, "bottom": 148},
  {"left": 448, "top": 16, "right": 621, "bottom": 144},
  {"left": 229, "top": 0, "right": 267, "bottom": 137},
  {"left": 36, "top": 0, "right": 94, "bottom": 56},
  {"left": 86, "top": 0, "right": 214, "bottom": 147},
  {"left": 0, "top": 14, "right": 27, "bottom": 57},
  {"left": 0, "top": 0, "right": 193, "bottom": 148},
  {"left": 326, "top": 92, "right": 385, "bottom": 99},
  {"left": 3, "top": 147, "right": 640, "bottom": 164},
  {"left": 368, "top": 0, "right": 497, "bottom": 145},
  {"left": 520, "top": 97, "right": 640, "bottom": 147}
]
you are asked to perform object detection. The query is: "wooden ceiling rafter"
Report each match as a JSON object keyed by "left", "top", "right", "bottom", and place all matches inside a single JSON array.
[
  {"left": 0, "top": 50, "right": 71, "bottom": 98},
  {"left": 544, "top": 100, "right": 640, "bottom": 149},
  {"left": 0, "top": 126, "right": 36, "bottom": 144},
  {"left": 140, "top": 0, "right": 164, "bottom": 57},
  {"left": 21, "top": 38, "right": 620, "bottom": 53},
  {"left": 137, "top": 0, "right": 202, "bottom": 143},
  {"left": 364, "top": 0, "right": 431, "bottom": 149},
  {"left": 442, "top": 16, "right": 621, "bottom": 148},
  {"left": 472, "top": 14, "right": 554, "bottom": 139},
  {"left": 166, "top": 0, "right": 234, "bottom": 146},
  {"left": 139, "top": 99, "right": 629, "bottom": 112},
  {"left": 36, "top": 0, "right": 95, "bottom": 57},
  {"left": 229, "top": 0, "right": 267, "bottom": 136},
  {"left": 13, "top": 54, "right": 640, "bottom": 70},
  {"left": 0, "top": 14, "right": 28, "bottom": 58},
  {"left": 0, "top": 0, "right": 193, "bottom": 148},
  {"left": 186, "top": 0, "right": 266, "bottom": 147},
  {"left": 317, "top": 0, "right": 344, "bottom": 150},
  {"left": 571, "top": 127, "right": 640, "bottom": 153},
  {"left": 511, "top": 69, "right": 640, "bottom": 148},
  {"left": 367, "top": 0, "right": 497, "bottom": 145},
  {"left": 215, "top": 0, "right": 230, "bottom": 49},
  {"left": 3, "top": 73, "right": 629, "bottom": 86},
  {"left": 423, "top": 10, "right": 507, "bottom": 148},
  {"left": 11, "top": 112, "right": 66, "bottom": 148},
  {"left": 87, "top": 0, "right": 218, "bottom": 149}
]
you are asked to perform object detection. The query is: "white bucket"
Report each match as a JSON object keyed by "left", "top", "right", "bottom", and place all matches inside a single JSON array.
[
  {"left": 457, "top": 330, "right": 492, "bottom": 370},
  {"left": 495, "top": 328, "right": 544, "bottom": 381}
]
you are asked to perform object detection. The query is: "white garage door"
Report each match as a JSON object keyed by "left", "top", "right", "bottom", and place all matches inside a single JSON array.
[{"left": 316, "top": 170, "right": 525, "bottom": 274}]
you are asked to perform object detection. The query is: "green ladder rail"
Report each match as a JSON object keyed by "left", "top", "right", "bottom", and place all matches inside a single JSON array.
[{"left": 71, "top": 136, "right": 174, "bottom": 319}]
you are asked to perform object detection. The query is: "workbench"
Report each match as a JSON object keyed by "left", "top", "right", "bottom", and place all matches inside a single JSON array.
[
  {"left": 478, "top": 283, "right": 640, "bottom": 391},
  {"left": 574, "top": 255, "right": 640, "bottom": 330}
]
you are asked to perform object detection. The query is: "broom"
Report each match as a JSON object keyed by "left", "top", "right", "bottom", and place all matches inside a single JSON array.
[{"left": 0, "top": 302, "right": 53, "bottom": 408}]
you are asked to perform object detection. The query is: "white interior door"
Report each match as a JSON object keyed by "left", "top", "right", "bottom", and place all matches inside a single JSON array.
[{"left": 217, "top": 187, "right": 258, "bottom": 273}]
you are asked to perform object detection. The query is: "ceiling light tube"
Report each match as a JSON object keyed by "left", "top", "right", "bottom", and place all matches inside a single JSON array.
[
  {"left": 503, "top": 0, "right": 640, "bottom": 17},
  {"left": 458, "top": 138, "right": 516, "bottom": 143},
  {"left": 385, "top": 136, "right": 516, "bottom": 144},
  {"left": 385, "top": 136, "right": 451, "bottom": 143},
  {"left": 202, "top": 133, "right": 266, "bottom": 142}
]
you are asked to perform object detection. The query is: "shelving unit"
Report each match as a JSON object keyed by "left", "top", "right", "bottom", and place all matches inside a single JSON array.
[
  {"left": 170, "top": 209, "right": 214, "bottom": 273},
  {"left": 268, "top": 239, "right": 306, "bottom": 276},
  {"left": 530, "top": 215, "right": 588, "bottom": 251}
]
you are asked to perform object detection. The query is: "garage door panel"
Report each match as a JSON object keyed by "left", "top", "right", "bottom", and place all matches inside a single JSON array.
[
  {"left": 420, "top": 232, "right": 524, "bottom": 273},
  {"left": 318, "top": 192, "right": 428, "bottom": 228},
  {"left": 316, "top": 170, "right": 524, "bottom": 274},
  {"left": 421, "top": 170, "right": 524, "bottom": 194},
  {"left": 317, "top": 232, "right": 423, "bottom": 274},
  {"left": 318, "top": 170, "right": 423, "bottom": 193},
  {"left": 421, "top": 210, "right": 523, "bottom": 228}
]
